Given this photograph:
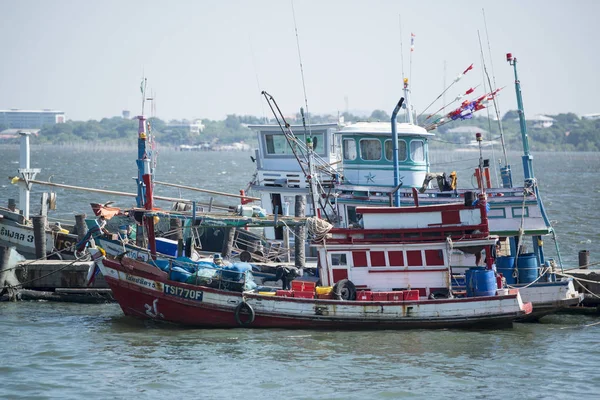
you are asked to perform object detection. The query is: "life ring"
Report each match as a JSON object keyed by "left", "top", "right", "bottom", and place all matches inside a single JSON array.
[{"left": 234, "top": 301, "right": 255, "bottom": 326}]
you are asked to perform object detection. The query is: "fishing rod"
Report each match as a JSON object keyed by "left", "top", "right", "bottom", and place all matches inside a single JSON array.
[
  {"left": 417, "top": 63, "right": 475, "bottom": 120},
  {"left": 424, "top": 85, "right": 479, "bottom": 121}
]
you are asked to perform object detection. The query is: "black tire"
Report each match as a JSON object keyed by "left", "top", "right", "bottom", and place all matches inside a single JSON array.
[
  {"left": 239, "top": 251, "right": 252, "bottom": 262},
  {"left": 333, "top": 279, "right": 356, "bottom": 301},
  {"left": 234, "top": 302, "right": 255, "bottom": 326}
]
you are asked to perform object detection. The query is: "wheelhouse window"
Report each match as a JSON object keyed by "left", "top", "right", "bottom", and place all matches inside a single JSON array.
[
  {"left": 359, "top": 139, "right": 382, "bottom": 161},
  {"left": 384, "top": 139, "right": 408, "bottom": 161},
  {"left": 343, "top": 138, "right": 357, "bottom": 160},
  {"left": 265, "top": 133, "right": 325, "bottom": 156},
  {"left": 410, "top": 140, "right": 425, "bottom": 162},
  {"left": 330, "top": 253, "right": 348, "bottom": 266}
]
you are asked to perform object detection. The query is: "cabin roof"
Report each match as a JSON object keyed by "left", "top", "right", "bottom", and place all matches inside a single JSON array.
[
  {"left": 247, "top": 123, "right": 339, "bottom": 132},
  {"left": 336, "top": 122, "right": 434, "bottom": 137}
]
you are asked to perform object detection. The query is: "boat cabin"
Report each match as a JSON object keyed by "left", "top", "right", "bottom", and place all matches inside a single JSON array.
[
  {"left": 248, "top": 123, "right": 341, "bottom": 240},
  {"left": 314, "top": 201, "right": 497, "bottom": 298}
]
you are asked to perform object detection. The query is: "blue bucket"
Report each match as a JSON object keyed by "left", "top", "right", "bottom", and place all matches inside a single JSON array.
[
  {"left": 496, "top": 256, "right": 516, "bottom": 285},
  {"left": 516, "top": 253, "right": 539, "bottom": 284},
  {"left": 466, "top": 267, "right": 497, "bottom": 297}
]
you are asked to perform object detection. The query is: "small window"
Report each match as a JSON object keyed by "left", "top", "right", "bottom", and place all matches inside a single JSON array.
[
  {"left": 343, "top": 138, "right": 357, "bottom": 160},
  {"left": 410, "top": 140, "right": 424, "bottom": 162},
  {"left": 384, "top": 139, "right": 408, "bottom": 161},
  {"left": 359, "top": 139, "right": 382, "bottom": 161},
  {"left": 265, "top": 134, "right": 290, "bottom": 155},
  {"left": 331, "top": 253, "right": 348, "bottom": 266}
]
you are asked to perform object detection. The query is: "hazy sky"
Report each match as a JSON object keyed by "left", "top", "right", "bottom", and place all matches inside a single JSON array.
[{"left": 1, "top": 0, "right": 598, "bottom": 122}]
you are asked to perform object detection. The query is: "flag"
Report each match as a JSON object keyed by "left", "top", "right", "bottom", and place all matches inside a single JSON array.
[
  {"left": 410, "top": 32, "right": 415, "bottom": 52},
  {"left": 463, "top": 64, "right": 474, "bottom": 75},
  {"left": 140, "top": 78, "right": 145, "bottom": 94},
  {"left": 87, "top": 264, "right": 100, "bottom": 287}
]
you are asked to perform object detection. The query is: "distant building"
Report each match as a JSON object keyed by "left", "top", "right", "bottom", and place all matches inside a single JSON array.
[
  {"left": 0, "top": 128, "right": 40, "bottom": 140},
  {"left": 166, "top": 119, "right": 205, "bottom": 134},
  {"left": 515, "top": 114, "right": 554, "bottom": 128},
  {"left": 0, "top": 109, "right": 65, "bottom": 129},
  {"left": 122, "top": 110, "right": 131, "bottom": 119},
  {"left": 582, "top": 113, "right": 600, "bottom": 120}
]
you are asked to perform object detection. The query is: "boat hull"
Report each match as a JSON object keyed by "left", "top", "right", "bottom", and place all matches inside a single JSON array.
[{"left": 97, "top": 255, "right": 531, "bottom": 329}]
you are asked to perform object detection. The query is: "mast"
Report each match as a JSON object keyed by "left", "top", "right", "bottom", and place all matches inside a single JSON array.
[
  {"left": 136, "top": 78, "right": 157, "bottom": 258},
  {"left": 506, "top": 54, "right": 533, "bottom": 180},
  {"left": 507, "top": 53, "right": 553, "bottom": 268},
  {"left": 391, "top": 97, "right": 405, "bottom": 207},
  {"left": 17, "top": 131, "right": 40, "bottom": 220}
]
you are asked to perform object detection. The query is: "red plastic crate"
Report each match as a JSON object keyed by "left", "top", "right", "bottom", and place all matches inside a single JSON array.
[
  {"left": 275, "top": 290, "right": 293, "bottom": 297},
  {"left": 356, "top": 290, "right": 373, "bottom": 301},
  {"left": 291, "top": 281, "right": 304, "bottom": 291},
  {"left": 303, "top": 281, "right": 316, "bottom": 292},
  {"left": 371, "top": 292, "right": 389, "bottom": 301},
  {"left": 404, "top": 290, "right": 419, "bottom": 301},
  {"left": 293, "top": 291, "right": 315, "bottom": 299},
  {"left": 387, "top": 291, "right": 404, "bottom": 301}
]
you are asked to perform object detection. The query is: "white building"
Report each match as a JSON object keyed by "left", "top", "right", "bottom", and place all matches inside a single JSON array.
[
  {"left": 166, "top": 119, "right": 205, "bottom": 134},
  {"left": 0, "top": 109, "right": 66, "bottom": 129},
  {"left": 517, "top": 114, "right": 555, "bottom": 128},
  {"left": 582, "top": 113, "right": 600, "bottom": 120}
]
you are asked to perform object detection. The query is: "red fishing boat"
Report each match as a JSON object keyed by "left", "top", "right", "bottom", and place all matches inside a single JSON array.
[{"left": 89, "top": 193, "right": 532, "bottom": 329}]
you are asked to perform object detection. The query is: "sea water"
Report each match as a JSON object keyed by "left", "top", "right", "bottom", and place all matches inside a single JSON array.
[{"left": 0, "top": 146, "right": 599, "bottom": 399}]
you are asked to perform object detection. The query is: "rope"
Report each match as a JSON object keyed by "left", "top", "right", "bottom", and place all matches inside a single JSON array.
[
  {"left": 4, "top": 250, "right": 90, "bottom": 290},
  {"left": 506, "top": 266, "right": 552, "bottom": 290},
  {"left": 306, "top": 217, "right": 333, "bottom": 243},
  {"left": 556, "top": 271, "right": 600, "bottom": 300}
]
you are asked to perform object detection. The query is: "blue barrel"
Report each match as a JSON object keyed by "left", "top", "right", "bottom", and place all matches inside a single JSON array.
[
  {"left": 465, "top": 267, "right": 497, "bottom": 297},
  {"left": 516, "top": 253, "right": 539, "bottom": 284},
  {"left": 496, "top": 256, "right": 516, "bottom": 285}
]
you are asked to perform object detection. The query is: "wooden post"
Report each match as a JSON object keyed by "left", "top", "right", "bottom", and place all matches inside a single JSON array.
[
  {"left": 221, "top": 228, "right": 236, "bottom": 260},
  {"left": 168, "top": 218, "right": 183, "bottom": 241},
  {"left": 8, "top": 198, "right": 16, "bottom": 212},
  {"left": 31, "top": 215, "right": 46, "bottom": 259},
  {"left": 75, "top": 214, "right": 88, "bottom": 242},
  {"left": 579, "top": 250, "right": 590, "bottom": 269},
  {"left": 294, "top": 195, "right": 306, "bottom": 270},
  {"left": 177, "top": 239, "right": 184, "bottom": 258},
  {"left": 282, "top": 202, "right": 290, "bottom": 262},
  {"left": 136, "top": 223, "right": 145, "bottom": 248},
  {"left": 184, "top": 237, "right": 192, "bottom": 258},
  {"left": 0, "top": 246, "right": 11, "bottom": 289}
]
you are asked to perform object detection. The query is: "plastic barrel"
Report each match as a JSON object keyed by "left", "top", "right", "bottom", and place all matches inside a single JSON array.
[
  {"left": 465, "top": 267, "right": 497, "bottom": 297},
  {"left": 516, "top": 253, "right": 539, "bottom": 284},
  {"left": 496, "top": 256, "right": 516, "bottom": 285}
]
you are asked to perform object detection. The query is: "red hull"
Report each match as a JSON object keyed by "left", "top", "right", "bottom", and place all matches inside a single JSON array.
[{"left": 100, "top": 257, "right": 528, "bottom": 330}]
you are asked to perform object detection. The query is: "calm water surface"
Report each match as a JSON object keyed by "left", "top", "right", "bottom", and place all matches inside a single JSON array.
[{"left": 0, "top": 145, "right": 599, "bottom": 399}]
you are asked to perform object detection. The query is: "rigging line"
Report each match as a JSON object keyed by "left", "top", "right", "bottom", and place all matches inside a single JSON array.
[
  {"left": 480, "top": 12, "right": 509, "bottom": 167},
  {"left": 291, "top": 0, "right": 312, "bottom": 136},
  {"left": 477, "top": 30, "right": 500, "bottom": 188},
  {"left": 261, "top": 91, "right": 309, "bottom": 178},
  {"left": 399, "top": 14, "right": 405, "bottom": 81},
  {"left": 248, "top": 35, "right": 268, "bottom": 123}
]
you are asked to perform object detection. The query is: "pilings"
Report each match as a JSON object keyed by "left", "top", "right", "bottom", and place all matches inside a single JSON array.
[
  {"left": 579, "top": 250, "right": 590, "bottom": 269},
  {"left": 31, "top": 215, "right": 46, "bottom": 259},
  {"left": 0, "top": 246, "right": 11, "bottom": 290},
  {"left": 294, "top": 195, "right": 306, "bottom": 270},
  {"left": 222, "top": 228, "right": 236, "bottom": 260},
  {"left": 75, "top": 214, "right": 88, "bottom": 242},
  {"left": 8, "top": 198, "right": 16, "bottom": 212}
]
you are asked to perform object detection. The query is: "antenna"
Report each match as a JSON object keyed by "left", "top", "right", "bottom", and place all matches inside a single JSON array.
[{"left": 291, "top": 0, "right": 312, "bottom": 137}]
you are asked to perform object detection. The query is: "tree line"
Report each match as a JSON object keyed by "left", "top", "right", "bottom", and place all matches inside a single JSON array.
[{"left": 0, "top": 110, "right": 597, "bottom": 151}]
